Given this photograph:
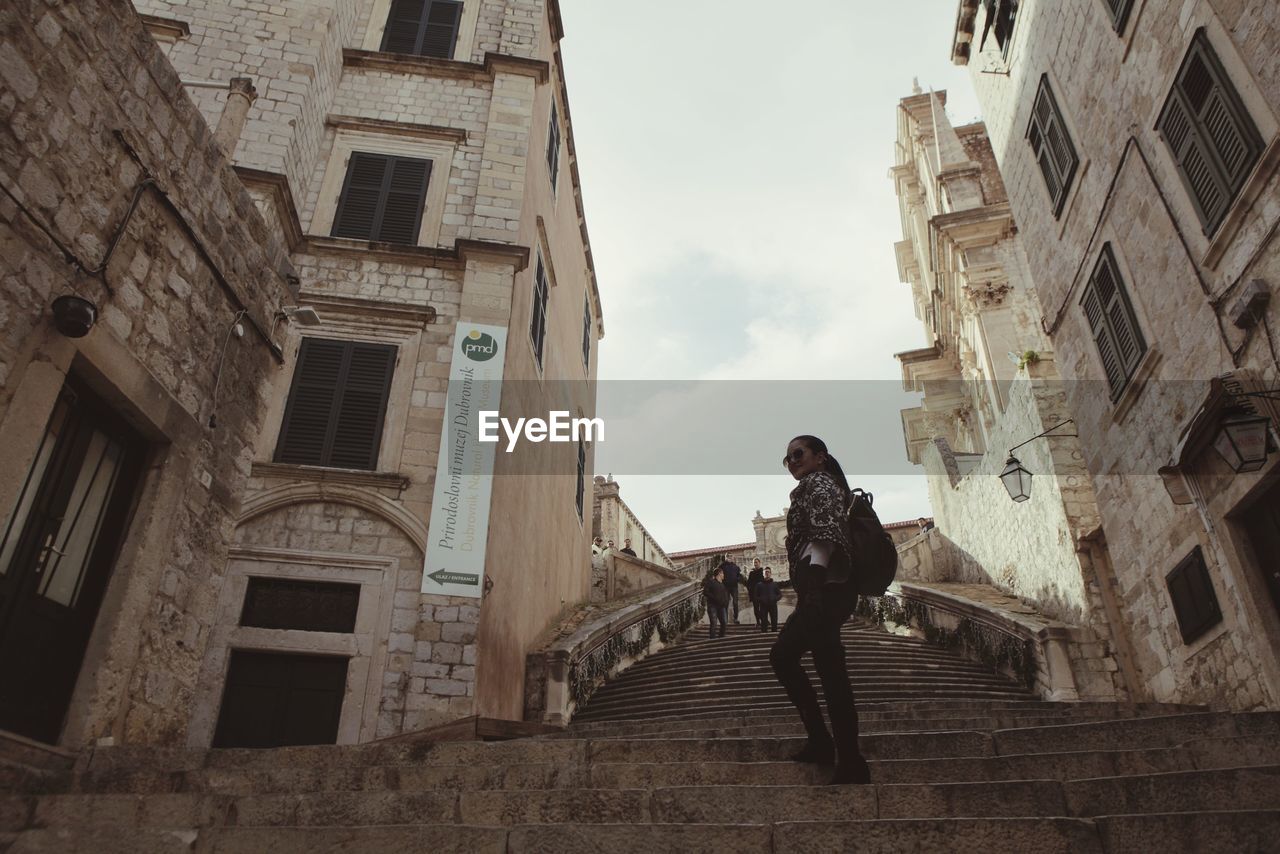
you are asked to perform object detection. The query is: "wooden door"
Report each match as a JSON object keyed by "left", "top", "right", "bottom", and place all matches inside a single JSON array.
[{"left": 0, "top": 382, "right": 144, "bottom": 743}]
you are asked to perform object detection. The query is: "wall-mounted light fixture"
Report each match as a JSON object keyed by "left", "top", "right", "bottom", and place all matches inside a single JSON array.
[
  {"left": 999, "top": 419, "right": 1078, "bottom": 503},
  {"left": 279, "top": 305, "right": 321, "bottom": 326},
  {"left": 50, "top": 294, "right": 98, "bottom": 338},
  {"left": 1213, "top": 408, "right": 1271, "bottom": 474}
]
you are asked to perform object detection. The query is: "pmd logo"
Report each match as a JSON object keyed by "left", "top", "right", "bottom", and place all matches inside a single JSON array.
[{"left": 461, "top": 329, "right": 498, "bottom": 362}]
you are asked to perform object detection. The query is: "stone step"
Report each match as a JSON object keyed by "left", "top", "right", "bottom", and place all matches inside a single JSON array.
[
  {"left": 564, "top": 701, "right": 1204, "bottom": 732},
  {"left": 578, "top": 688, "right": 1037, "bottom": 715},
  {"left": 578, "top": 674, "right": 1025, "bottom": 707},
  {"left": 60, "top": 732, "right": 1280, "bottom": 796},
  {"left": 12, "top": 811, "right": 1280, "bottom": 854},
  {"left": 11, "top": 766, "right": 1277, "bottom": 830},
  {"left": 562, "top": 703, "right": 1202, "bottom": 738}
]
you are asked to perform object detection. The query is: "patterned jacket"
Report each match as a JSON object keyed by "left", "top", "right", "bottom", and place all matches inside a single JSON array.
[{"left": 786, "top": 470, "right": 854, "bottom": 595}]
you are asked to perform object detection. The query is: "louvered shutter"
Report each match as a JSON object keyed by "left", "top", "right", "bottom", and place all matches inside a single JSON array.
[
  {"left": 581, "top": 293, "right": 591, "bottom": 369},
  {"left": 276, "top": 339, "right": 347, "bottom": 465},
  {"left": 381, "top": 0, "right": 461, "bottom": 58},
  {"left": 331, "top": 153, "right": 430, "bottom": 246},
  {"left": 377, "top": 157, "right": 431, "bottom": 245},
  {"left": 1158, "top": 32, "right": 1263, "bottom": 233},
  {"left": 1027, "top": 79, "right": 1078, "bottom": 217},
  {"left": 1083, "top": 287, "right": 1125, "bottom": 396},
  {"left": 547, "top": 103, "right": 561, "bottom": 189},
  {"left": 420, "top": 0, "right": 463, "bottom": 59},
  {"left": 329, "top": 343, "right": 396, "bottom": 469},
  {"left": 530, "top": 257, "right": 549, "bottom": 367},
  {"left": 276, "top": 339, "right": 396, "bottom": 470},
  {"left": 381, "top": 0, "right": 427, "bottom": 54},
  {"left": 1106, "top": 0, "right": 1133, "bottom": 32},
  {"left": 575, "top": 439, "right": 585, "bottom": 519},
  {"left": 331, "top": 153, "right": 389, "bottom": 241}
]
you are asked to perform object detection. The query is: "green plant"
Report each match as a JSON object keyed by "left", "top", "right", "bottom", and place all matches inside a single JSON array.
[{"left": 1017, "top": 350, "right": 1041, "bottom": 370}]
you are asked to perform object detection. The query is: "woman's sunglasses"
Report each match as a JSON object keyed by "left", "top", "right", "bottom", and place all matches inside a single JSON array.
[{"left": 782, "top": 448, "right": 807, "bottom": 467}]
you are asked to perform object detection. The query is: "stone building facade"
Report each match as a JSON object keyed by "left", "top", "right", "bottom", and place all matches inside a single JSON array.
[
  {"left": 591, "top": 475, "right": 672, "bottom": 568},
  {"left": 949, "top": 0, "right": 1280, "bottom": 709},
  {"left": 0, "top": 0, "right": 296, "bottom": 746},
  {"left": 890, "top": 87, "right": 1131, "bottom": 702},
  {"left": 1, "top": 0, "right": 604, "bottom": 749},
  {"left": 128, "top": 0, "right": 605, "bottom": 742}
]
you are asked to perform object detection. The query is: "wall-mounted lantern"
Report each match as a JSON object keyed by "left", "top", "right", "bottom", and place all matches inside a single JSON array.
[
  {"left": 1212, "top": 410, "right": 1271, "bottom": 473},
  {"left": 998, "top": 419, "right": 1078, "bottom": 503}
]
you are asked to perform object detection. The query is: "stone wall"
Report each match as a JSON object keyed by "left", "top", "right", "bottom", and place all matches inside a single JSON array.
[
  {"left": 592, "top": 476, "right": 673, "bottom": 568},
  {"left": 956, "top": 0, "right": 1280, "bottom": 709},
  {"left": 0, "top": 0, "right": 295, "bottom": 745}
]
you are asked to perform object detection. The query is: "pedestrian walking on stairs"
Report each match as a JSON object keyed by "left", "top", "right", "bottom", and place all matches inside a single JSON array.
[
  {"left": 756, "top": 567, "right": 780, "bottom": 632},
  {"left": 703, "top": 567, "right": 729, "bottom": 639},
  {"left": 769, "top": 434, "right": 871, "bottom": 785}
]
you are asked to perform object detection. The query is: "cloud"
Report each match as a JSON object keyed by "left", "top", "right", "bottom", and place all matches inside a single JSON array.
[{"left": 559, "top": 0, "right": 981, "bottom": 551}]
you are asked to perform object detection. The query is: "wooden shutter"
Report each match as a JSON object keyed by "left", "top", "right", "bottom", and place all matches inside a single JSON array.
[
  {"left": 530, "top": 257, "right": 549, "bottom": 367},
  {"left": 1166, "top": 547, "right": 1223, "bottom": 644},
  {"left": 331, "top": 153, "right": 430, "bottom": 246},
  {"left": 575, "top": 439, "right": 585, "bottom": 519},
  {"left": 547, "top": 102, "right": 561, "bottom": 189},
  {"left": 1083, "top": 245, "right": 1146, "bottom": 399},
  {"left": 381, "top": 0, "right": 461, "bottom": 58},
  {"left": 581, "top": 293, "right": 591, "bottom": 369},
  {"left": 421, "top": 0, "right": 463, "bottom": 59},
  {"left": 331, "top": 153, "right": 389, "bottom": 241},
  {"left": 1106, "top": 0, "right": 1134, "bottom": 32},
  {"left": 276, "top": 339, "right": 347, "bottom": 465},
  {"left": 276, "top": 339, "right": 396, "bottom": 470},
  {"left": 328, "top": 343, "right": 396, "bottom": 469},
  {"left": 1027, "top": 78, "right": 1078, "bottom": 217},
  {"left": 1158, "top": 31, "right": 1263, "bottom": 233},
  {"left": 378, "top": 157, "right": 431, "bottom": 245},
  {"left": 382, "top": 0, "right": 427, "bottom": 54}
]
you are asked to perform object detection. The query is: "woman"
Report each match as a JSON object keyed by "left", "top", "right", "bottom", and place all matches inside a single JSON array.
[{"left": 769, "top": 434, "right": 871, "bottom": 785}]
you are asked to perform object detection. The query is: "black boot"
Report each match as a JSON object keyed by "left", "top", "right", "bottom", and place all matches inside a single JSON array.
[
  {"left": 828, "top": 752, "right": 871, "bottom": 785},
  {"left": 790, "top": 709, "right": 835, "bottom": 765}
]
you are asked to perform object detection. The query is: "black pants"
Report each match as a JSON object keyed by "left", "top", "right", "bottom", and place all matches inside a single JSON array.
[
  {"left": 769, "top": 592, "right": 859, "bottom": 759},
  {"left": 707, "top": 604, "right": 727, "bottom": 638},
  {"left": 724, "top": 582, "right": 739, "bottom": 620},
  {"left": 760, "top": 601, "right": 778, "bottom": 631}
]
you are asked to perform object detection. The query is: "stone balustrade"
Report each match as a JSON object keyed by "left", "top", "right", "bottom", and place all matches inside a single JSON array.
[
  {"left": 523, "top": 581, "right": 705, "bottom": 727},
  {"left": 858, "top": 581, "right": 1121, "bottom": 702}
]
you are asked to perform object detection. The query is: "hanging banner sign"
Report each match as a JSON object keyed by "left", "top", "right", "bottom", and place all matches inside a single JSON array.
[{"left": 421, "top": 324, "right": 508, "bottom": 597}]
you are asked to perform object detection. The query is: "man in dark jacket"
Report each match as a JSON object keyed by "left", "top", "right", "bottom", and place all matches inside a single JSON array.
[
  {"left": 704, "top": 568, "right": 729, "bottom": 638},
  {"left": 719, "top": 558, "right": 742, "bottom": 623},
  {"left": 745, "top": 559, "right": 765, "bottom": 625},
  {"left": 755, "top": 567, "right": 781, "bottom": 632}
]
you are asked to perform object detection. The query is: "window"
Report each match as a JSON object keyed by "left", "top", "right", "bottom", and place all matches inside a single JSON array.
[
  {"left": 213, "top": 651, "right": 349, "bottom": 747},
  {"left": 1026, "top": 77, "right": 1079, "bottom": 218},
  {"left": 1166, "top": 546, "right": 1223, "bottom": 644},
  {"left": 530, "top": 255, "right": 550, "bottom": 369},
  {"left": 1104, "top": 0, "right": 1135, "bottom": 33},
  {"left": 581, "top": 293, "right": 592, "bottom": 370},
  {"left": 241, "top": 578, "right": 361, "bottom": 633},
  {"left": 546, "top": 101, "right": 562, "bottom": 191},
  {"left": 381, "top": 0, "right": 463, "bottom": 59},
  {"left": 331, "top": 152, "right": 431, "bottom": 245},
  {"left": 275, "top": 338, "right": 397, "bottom": 470},
  {"left": 575, "top": 438, "right": 586, "bottom": 520},
  {"left": 1157, "top": 30, "right": 1264, "bottom": 234},
  {"left": 1081, "top": 244, "right": 1146, "bottom": 400},
  {"left": 979, "top": 0, "right": 1018, "bottom": 59}
]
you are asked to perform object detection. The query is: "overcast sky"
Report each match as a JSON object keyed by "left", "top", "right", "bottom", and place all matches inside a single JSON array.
[{"left": 557, "top": 1, "right": 983, "bottom": 553}]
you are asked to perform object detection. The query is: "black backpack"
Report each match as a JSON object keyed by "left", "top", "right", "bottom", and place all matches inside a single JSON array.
[{"left": 844, "top": 489, "right": 898, "bottom": 596}]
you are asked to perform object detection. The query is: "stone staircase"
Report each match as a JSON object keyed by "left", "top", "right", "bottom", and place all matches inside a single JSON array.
[{"left": 3, "top": 621, "right": 1279, "bottom": 851}]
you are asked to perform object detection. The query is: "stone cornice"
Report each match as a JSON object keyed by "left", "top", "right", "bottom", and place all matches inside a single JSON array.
[
  {"left": 930, "top": 203, "right": 1015, "bottom": 247},
  {"left": 301, "top": 235, "right": 531, "bottom": 274},
  {"left": 325, "top": 115, "right": 468, "bottom": 145},
  {"left": 342, "top": 49, "right": 550, "bottom": 85},
  {"left": 296, "top": 292, "right": 437, "bottom": 327},
  {"left": 251, "top": 461, "right": 410, "bottom": 491},
  {"left": 952, "top": 0, "right": 980, "bottom": 65},
  {"left": 234, "top": 166, "right": 304, "bottom": 251},
  {"left": 138, "top": 13, "right": 190, "bottom": 42}
]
